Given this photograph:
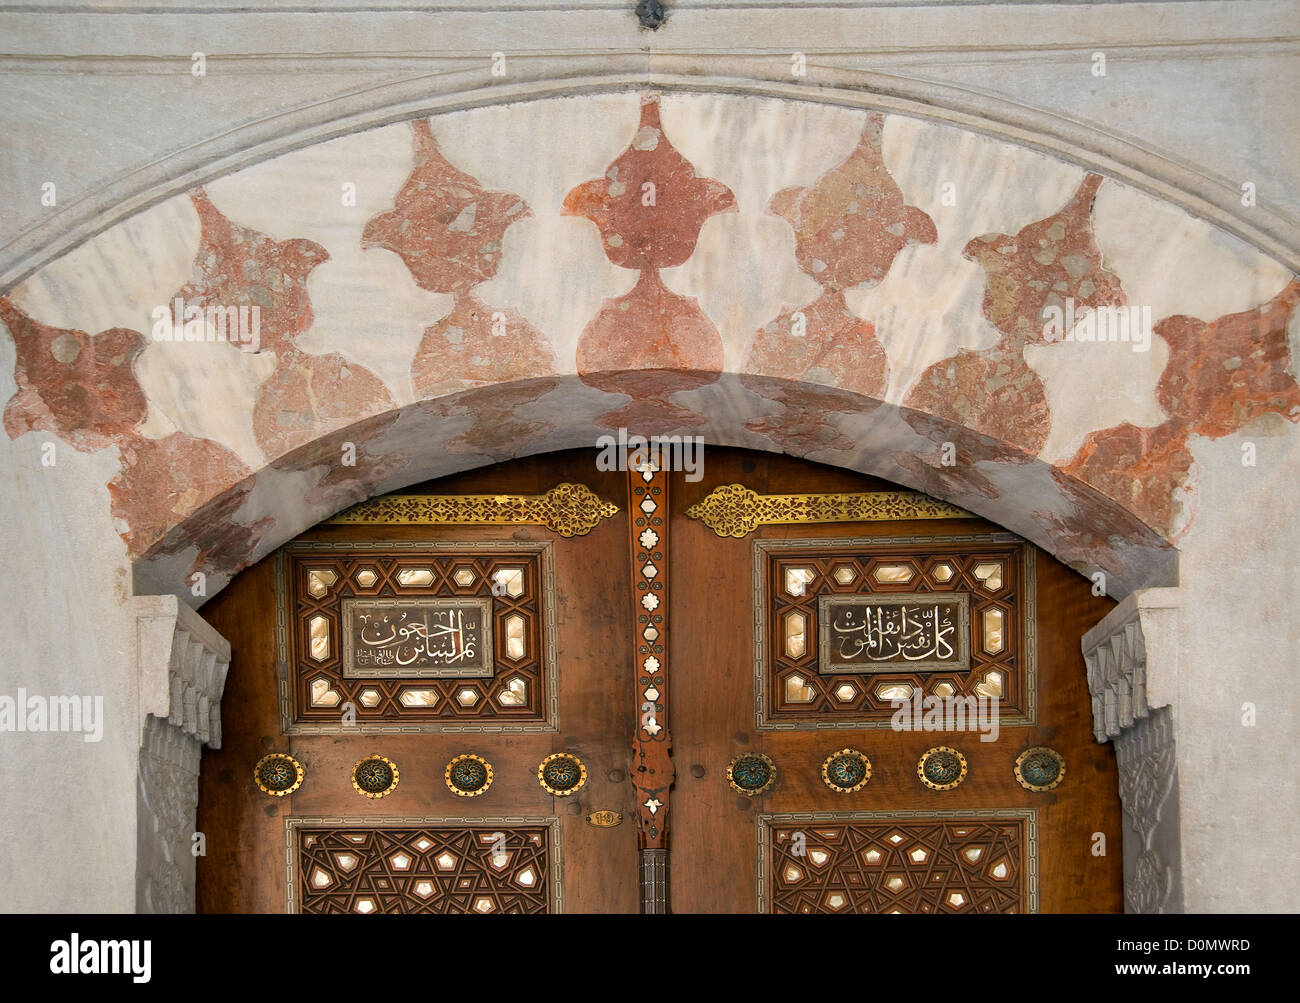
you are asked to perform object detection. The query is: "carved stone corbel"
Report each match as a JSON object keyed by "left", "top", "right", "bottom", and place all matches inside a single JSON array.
[
  {"left": 1081, "top": 587, "right": 1183, "bottom": 913},
  {"left": 134, "top": 595, "right": 231, "bottom": 913}
]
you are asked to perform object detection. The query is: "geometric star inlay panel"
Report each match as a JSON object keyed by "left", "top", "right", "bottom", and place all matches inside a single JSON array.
[
  {"left": 286, "top": 817, "right": 561, "bottom": 914},
  {"left": 758, "top": 810, "right": 1036, "bottom": 914}
]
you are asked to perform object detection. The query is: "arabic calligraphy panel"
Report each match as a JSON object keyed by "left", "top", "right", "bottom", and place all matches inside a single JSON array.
[
  {"left": 818, "top": 593, "right": 970, "bottom": 674},
  {"left": 755, "top": 535, "right": 1036, "bottom": 729},
  {"left": 341, "top": 597, "right": 494, "bottom": 678},
  {"left": 277, "top": 541, "right": 557, "bottom": 733}
]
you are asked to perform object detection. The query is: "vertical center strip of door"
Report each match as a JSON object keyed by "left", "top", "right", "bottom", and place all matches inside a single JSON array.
[{"left": 628, "top": 464, "right": 674, "bottom": 913}]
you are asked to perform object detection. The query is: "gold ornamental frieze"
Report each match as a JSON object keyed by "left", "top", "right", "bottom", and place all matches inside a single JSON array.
[
  {"left": 328, "top": 482, "right": 620, "bottom": 538},
  {"left": 685, "top": 484, "right": 971, "bottom": 538}
]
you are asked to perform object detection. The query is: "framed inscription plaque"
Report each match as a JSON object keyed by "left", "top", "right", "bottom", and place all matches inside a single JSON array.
[
  {"left": 275, "top": 540, "right": 558, "bottom": 733},
  {"left": 341, "top": 597, "right": 494, "bottom": 678},
  {"left": 754, "top": 533, "right": 1037, "bottom": 729},
  {"left": 817, "top": 592, "right": 970, "bottom": 674}
]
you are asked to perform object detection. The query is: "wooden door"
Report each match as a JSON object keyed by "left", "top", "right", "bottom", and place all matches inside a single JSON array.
[
  {"left": 196, "top": 446, "right": 1121, "bottom": 913},
  {"left": 196, "top": 451, "right": 640, "bottom": 914},
  {"left": 670, "top": 450, "right": 1123, "bottom": 913}
]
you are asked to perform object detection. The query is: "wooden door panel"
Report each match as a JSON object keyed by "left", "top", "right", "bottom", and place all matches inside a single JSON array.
[
  {"left": 670, "top": 449, "right": 1123, "bottom": 913},
  {"left": 198, "top": 446, "right": 1121, "bottom": 913},
  {"left": 196, "top": 450, "right": 638, "bottom": 914}
]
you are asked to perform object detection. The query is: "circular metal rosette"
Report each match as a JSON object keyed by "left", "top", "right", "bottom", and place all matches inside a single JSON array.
[
  {"left": 537, "top": 753, "right": 587, "bottom": 796},
  {"left": 351, "top": 754, "right": 400, "bottom": 799},
  {"left": 1014, "top": 746, "right": 1066, "bottom": 792},
  {"left": 820, "top": 749, "right": 872, "bottom": 794},
  {"left": 253, "top": 753, "right": 304, "bottom": 797},
  {"left": 917, "top": 746, "right": 968, "bottom": 791},
  {"left": 727, "top": 752, "right": 777, "bottom": 796},
  {"left": 444, "top": 753, "right": 494, "bottom": 798}
]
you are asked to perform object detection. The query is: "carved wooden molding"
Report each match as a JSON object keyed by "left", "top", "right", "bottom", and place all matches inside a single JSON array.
[
  {"left": 1081, "top": 587, "right": 1182, "bottom": 743},
  {"left": 327, "top": 482, "right": 619, "bottom": 538},
  {"left": 686, "top": 484, "right": 971, "bottom": 538}
]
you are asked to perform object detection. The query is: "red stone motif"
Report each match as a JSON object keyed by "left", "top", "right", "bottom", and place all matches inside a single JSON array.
[
  {"left": 564, "top": 95, "right": 737, "bottom": 428},
  {"left": 890, "top": 412, "right": 1026, "bottom": 504},
  {"left": 0, "top": 300, "right": 147, "bottom": 452},
  {"left": 745, "top": 114, "right": 937, "bottom": 400},
  {"left": 906, "top": 174, "right": 1121, "bottom": 457},
  {"left": 0, "top": 297, "right": 256, "bottom": 559},
  {"left": 251, "top": 346, "right": 395, "bottom": 459},
  {"left": 774, "top": 115, "right": 938, "bottom": 293},
  {"left": 746, "top": 292, "right": 889, "bottom": 399},
  {"left": 364, "top": 120, "right": 557, "bottom": 398},
  {"left": 417, "top": 378, "right": 565, "bottom": 460},
  {"left": 109, "top": 433, "right": 254, "bottom": 557},
  {"left": 4, "top": 103, "right": 1296, "bottom": 593},
  {"left": 1064, "top": 279, "right": 1300, "bottom": 534},
  {"left": 271, "top": 409, "right": 405, "bottom": 510},
  {"left": 740, "top": 378, "right": 867, "bottom": 455},
  {"left": 906, "top": 348, "right": 1051, "bottom": 455},
  {"left": 965, "top": 174, "right": 1122, "bottom": 349},
  {"left": 181, "top": 189, "right": 327, "bottom": 354},
  {"left": 140, "top": 480, "right": 274, "bottom": 592},
  {"left": 183, "top": 188, "right": 397, "bottom": 457}
]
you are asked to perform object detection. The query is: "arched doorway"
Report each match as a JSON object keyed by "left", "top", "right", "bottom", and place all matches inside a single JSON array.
[{"left": 196, "top": 446, "right": 1121, "bottom": 913}]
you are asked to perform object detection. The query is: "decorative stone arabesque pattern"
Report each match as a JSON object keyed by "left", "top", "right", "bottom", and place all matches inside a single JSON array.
[
  {"left": 1114, "top": 708, "right": 1182, "bottom": 914},
  {"left": 134, "top": 595, "right": 231, "bottom": 913},
  {"left": 1082, "top": 588, "right": 1184, "bottom": 913}
]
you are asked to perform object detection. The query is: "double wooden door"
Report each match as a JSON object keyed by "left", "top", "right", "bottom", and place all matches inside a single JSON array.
[{"left": 197, "top": 447, "right": 1122, "bottom": 913}]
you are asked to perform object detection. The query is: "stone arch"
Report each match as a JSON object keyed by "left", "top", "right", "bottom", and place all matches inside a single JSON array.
[
  {"left": 3, "top": 83, "right": 1296, "bottom": 914},
  {"left": 130, "top": 373, "right": 1178, "bottom": 605}
]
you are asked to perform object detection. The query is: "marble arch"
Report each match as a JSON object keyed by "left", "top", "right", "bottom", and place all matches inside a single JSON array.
[{"left": 2, "top": 86, "right": 1295, "bottom": 913}]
